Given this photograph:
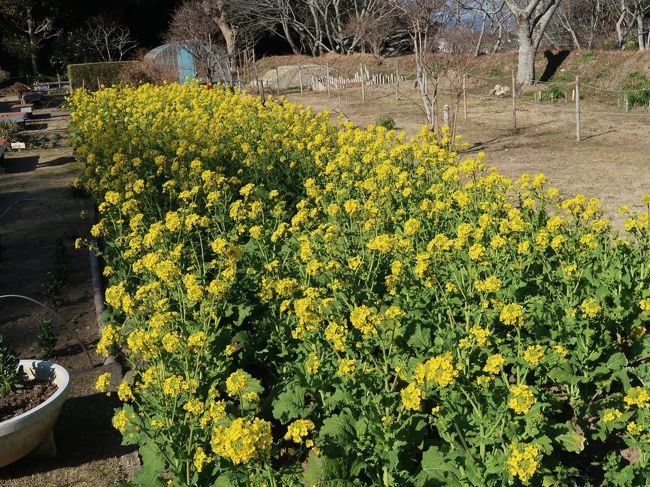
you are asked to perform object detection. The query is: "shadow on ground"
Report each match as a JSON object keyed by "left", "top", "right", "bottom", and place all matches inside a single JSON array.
[
  {"left": 0, "top": 156, "right": 39, "bottom": 173},
  {"left": 0, "top": 392, "right": 135, "bottom": 480}
]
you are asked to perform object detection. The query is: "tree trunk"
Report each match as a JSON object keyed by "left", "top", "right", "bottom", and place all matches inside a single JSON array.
[
  {"left": 26, "top": 7, "right": 39, "bottom": 75},
  {"left": 637, "top": 10, "right": 647, "bottom": 50},
  {"left": 516, "top": 25, "right": 535, "bottom": 85},
  {"left": 475, "top": 13, "right": 487, "bottom": 57}
]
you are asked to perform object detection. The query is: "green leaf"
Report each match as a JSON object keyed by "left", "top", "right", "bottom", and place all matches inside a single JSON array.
[
  {"left": 606, "top": 352, "right": 628, "bottom": 371},
  {"left": 132, "top": 441, "right": 166, "bottom": 487},
  {"left": 415, "top": 446, "right": 461, "bottom": 486},
  {"left": 303, "top": 452, "right": 355, "bottom": 487},
  {"left": 555, "top": 423, "right": 586, "bottom": 453},
  {"left": 271, "top": 384, "right": 308, "bottom": 423},
  {"left": 407, "top": 324, "right": 432, "bottom": 350},
  {"left": 319, "top": 412, "right": 356, "bottom": 444}
]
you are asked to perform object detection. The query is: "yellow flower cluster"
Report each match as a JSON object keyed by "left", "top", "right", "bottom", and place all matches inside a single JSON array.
[
  {"left": 508, "top": 384, "right": 537, "bottom": 414},
  {"left": 210, "top": 417, "right": 273, "bottom": 465},
  {"left": 413, "top": 353, "right": 459, "bottom": 388},
  {"left": 624, "top": 386, "right": 650, "bottom": 409},
  {"left": 284, "top": 419, "right": 315, "bottom": 444},
  {"left": 507, "top": 443, "right": 544, "bottom": 482}
]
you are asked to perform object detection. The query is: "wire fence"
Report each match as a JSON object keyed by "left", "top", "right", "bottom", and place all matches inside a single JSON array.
[{"left": 239, "top": 63, "right": 650, "bottom": 143}]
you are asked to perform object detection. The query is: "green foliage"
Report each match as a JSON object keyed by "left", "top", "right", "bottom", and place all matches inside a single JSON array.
[
  {"left": 541, "top": 85, "right": 566, "bottom": 101},
  {"left": 487, "top": 67, "right": 504, "bottom": 78},
  {"left": 42, "top": 237, "right": 69, "bottom": 306},
  {"left": 374, "top": 115, "right": 397, "bottom": 130},
  {"left": 623, "top": 72, "right": 650, "bottom": 109},
  {"left": 34, "top": 319, "right": 58, "bottom": 359},
  {"left": 67, "top": 61, "right": 138, "bottom": 90},
  {"left": 0, "top": 121, "right": 20, "bottom": 143},
  {"left": 0, "top": 335, "right": 25, "bottom": 398},
  {"left": 577, "top": 52, "right": 597, "bottom": 64}
]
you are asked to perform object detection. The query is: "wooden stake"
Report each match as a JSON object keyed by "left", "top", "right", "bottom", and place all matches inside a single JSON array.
[
  {"left": 462, "top": 74, "right": 467, "bottom": 120},
  {"left": 575, "top": 75, "right": 581, "bottom": 142},
  {"left": 326, "top": 64, "right": 331, "bottom": 97},
  {"left": 360, "top": 63, "right": 366, "bottom": 102},
  {"left": 443, "top": 104, "right": 450, "bottom": 126},
  {"left": 512, "top": 68, "right": 517, "bottom": 130},
  {"left": 396, "top": 66, "right": 400, "bottom": 101}
]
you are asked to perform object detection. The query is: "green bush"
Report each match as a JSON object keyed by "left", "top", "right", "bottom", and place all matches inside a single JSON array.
[
  {"left": 374, "top": 115, "right": 397, "bottom": 130},
  {"left": 541, "top": 85, "right": 565, "bottom": 101},
  {"left": 623, "top": 72, "right": 650, "bottom": 109},
  {"left": 68, "top": 61, "right": 138, "bottom": 90}
]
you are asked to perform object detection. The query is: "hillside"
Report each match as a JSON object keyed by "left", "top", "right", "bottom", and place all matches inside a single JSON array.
[{"left": 257, "top": 49, "right": 650, "bottom": 93}]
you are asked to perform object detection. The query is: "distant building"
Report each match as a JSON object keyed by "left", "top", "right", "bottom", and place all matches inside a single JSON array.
[{"left": 144, "top": 42, "right": 230, "bottom": 84}]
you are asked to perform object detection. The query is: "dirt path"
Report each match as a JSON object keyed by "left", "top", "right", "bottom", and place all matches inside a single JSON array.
[
  {"left": 286, "top": 85, "right": 650, "bottom": 229},
  {"left": 0, "top": 96, "right": 132, "bottom": 486}
]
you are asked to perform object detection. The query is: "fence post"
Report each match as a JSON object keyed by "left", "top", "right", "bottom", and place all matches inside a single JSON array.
[
  {"left": 575, "top": 75, "right": 581, "bottom": 142},
  {"left": 625, "top": 94, "right": 629, "bottom": 112},
  {"left": 395, "top": 66, "right": 400, "bottom": 101},
  {"left": 360, "top": 64, "right": 366, "bottom": 102},
  {"left": 57, "top": 73, "right": 61, "bottom": 92},
  {"left": 443, "top": 104, "right": 450, "bottom": 126},
  {"left": 512, "top": 68, "right": 517, "bottom": 130},
  {"left": 298, "top": 64, "right": 304, "bottom": 95},
  {"left": 326, "top": 64, "right": 331, "bottom": 97},
  {"left": 462, "top": 74, "right": 467, "bottom": 120}
]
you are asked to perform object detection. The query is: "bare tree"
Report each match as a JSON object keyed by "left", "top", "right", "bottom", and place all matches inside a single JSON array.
[
  {"left": 501, "top": 0, "right": 563, "bottom": 85},
  {"left": 84, "top": 17, "right": 137, "bottom": 62},
  {"left": 391, "top": 0, "right": 451, "bottom": 130},
  {"left": 167, "top": 0, "right": 231, "bottom": 82},
  {"left": 0, "top": 0, "right": 60, "bottom": 75},
  {"left": 457, "top": 1, "right": 513, "bottom": 55}
]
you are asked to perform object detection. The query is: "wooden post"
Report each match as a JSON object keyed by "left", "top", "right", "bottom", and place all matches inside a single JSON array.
[
  {"left": 512, "top": 68, "right": 517, "bottom": 130},
  {"left": 298, "top": 64, "right": 304, "bottom": 94},
  {"left": 360, "top": 64, "right": 366, "bottom": 102},
  {"left": 462, "top": 74, "right": 467, "bottom": 120},
  {"left": 395, "top": 66, "right": 400, "bottom": 101},
  {"left": 82, "top": 78, "right": 85, "bottom": 90},
  {"left": 575, "top": 75, "right": 581, "bottom": 142},
  {"left": 571, "top": 89, "right": 575, "bottom": 101},
  {"left": 326, "top": 64, "right": 331, "bottom": 97},
  {"left": 275, "top": 67, "right": 281, "bottom": 96},
  {"left": 97, "top": 77, "right": 101, "bottom": 91},
  {"left": 443, "top": 104, "right": 450, "bottom": 126},
  {"left": 253, "top": 53, "right": 264, "bottom": 100},
  {"left": 57, "top": 73, "right": 61, "bottom": 91},
  {"left": 625, "top": 94, "right": 629, "bottom": 112}
]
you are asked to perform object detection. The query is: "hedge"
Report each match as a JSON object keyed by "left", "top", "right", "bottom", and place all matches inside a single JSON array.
[{"left": 67, "top": 61, "right": 138, "bottom": 90}]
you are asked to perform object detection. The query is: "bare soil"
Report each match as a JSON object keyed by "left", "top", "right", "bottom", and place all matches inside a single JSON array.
[
  {"left": 0, "top": 381, "right": 58, "bottom": 422},
  {"left": 0, "top": 94, "right": 133, "bottom": 486}
]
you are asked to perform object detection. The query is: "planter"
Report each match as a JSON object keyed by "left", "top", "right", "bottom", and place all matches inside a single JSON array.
[{"left": 0, "top": 360, "right": 70, "bottom": 468}]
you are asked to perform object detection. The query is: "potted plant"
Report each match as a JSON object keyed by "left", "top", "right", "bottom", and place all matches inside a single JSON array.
[{"left": 0, "top": 335, "right": 71, "bottom": 468}]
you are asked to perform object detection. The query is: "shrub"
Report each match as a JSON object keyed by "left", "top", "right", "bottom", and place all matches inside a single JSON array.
[
  {"left": 623, "top": 72, "right": 650, "bottom": 109},
  {"left": 68, "top": 84, "right": 650, "bottom": 486},
  {"left": 118, "top": 61, "right": 178, "bottom": 86},
  {"left": 0, "top": 120, "right": 19, "bottom": 143},
  {"left": 67, "top": 61, "right": 138, "bottom": 90},
  {"left": 541, "top": 85, "right": 565, "bottom": 101},
  {"left": 374, "top": 115, "right": 397, "bottom": 130}
]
